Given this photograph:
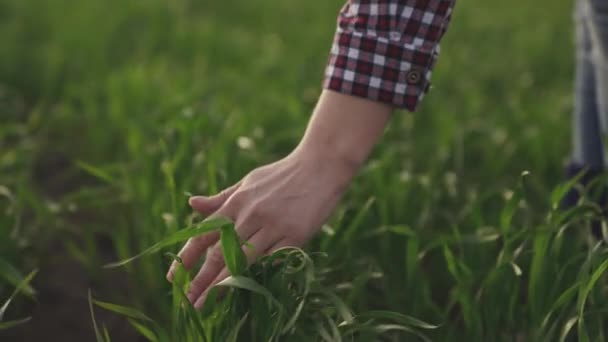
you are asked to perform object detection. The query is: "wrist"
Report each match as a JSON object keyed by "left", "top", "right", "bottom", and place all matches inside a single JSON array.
[
  {"left": 295, "top": 90, "right": 392, "bottom": 178},
  {"left": 290, "top": 142, "right": 359, "bottom": 195},
  {"left": 295, "top": 133, "right": 363, "bottom": 176}
]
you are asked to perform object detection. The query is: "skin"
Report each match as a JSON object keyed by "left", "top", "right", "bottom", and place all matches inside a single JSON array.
[{"left": 166, "top": 89, "right": 392, "bottom": 309}]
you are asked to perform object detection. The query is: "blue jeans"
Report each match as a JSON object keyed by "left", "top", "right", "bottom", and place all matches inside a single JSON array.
[{"left": 572, "top": 0, "right": 608, "bottom": 168}]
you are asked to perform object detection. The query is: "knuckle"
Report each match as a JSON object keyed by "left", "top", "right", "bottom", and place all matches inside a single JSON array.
[
  {"left": 250, "top": 203, "right": 276, "bottom": 223},
  {"left": 247, "top": 206, "right": 267, "bottom": 223},
  {"left": 235, "top": 201, "right": 269, "bottom": 226},
  {"left": 288, "top": 225, "right": 308, "bottom": 243},
  {"left": 189, "top": 275, "right": 203, "bottom": 288},
  {"left": 206, "top": 246, "right": 225, "bottom": 265},
  {"left": 224, "top": 191, "right": 246, "bottom": 211}
]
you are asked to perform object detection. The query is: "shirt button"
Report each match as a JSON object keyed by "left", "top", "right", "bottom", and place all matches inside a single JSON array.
[{"left": 406, "top": 70, "right": 422, "bottom": 85}]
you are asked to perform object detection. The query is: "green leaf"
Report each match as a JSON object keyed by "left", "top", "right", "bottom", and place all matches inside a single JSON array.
[
  {"left": 93, "top": 299, "right": 153, "bottom": 322},
  {"left": 176, "top": 289, "right": 206, "bottom": 341},
  {"left": 354, "top": 310, "right": 440, "bottom": 330},
  {"left": 406, "top": 237, "right": 419, "bottom": 287},
  {"left": 1, "top": 269, "right": 38, "bottom": 321},
  {"left": 560, "top": 316, "right": 578, "bottom": 342},
  {"left": 577, "top": 257, "right": 608, "bottom": 340},
  {"left": 577, "top": 318, "right": 590, "bottom": 342},
  {"left": 462, "top": 226, "right": 501, "bottom": 244},
  {"left": 315, "top": 319, "right": 334, "bottom": 342},
  {"left": 216, "top": 276, "right": 282, "bottom": 309},
  {"left": 220, "top": 223, "right": 247, "bottom": 276},
  {"left": 322, "top": 290, "right": 353, "bottom": 324},
  {"left": 343, "top": 197, "right": 375, "bottom": 243},
  {"left": 386, "top": 225, "right": 416, "bottom": 236},
  {"left": 226, "top": 312, "right": 249, "bottom": 342},
  {"left": 509, "top": 261, "right": 523, "bottom": 277},
  {"left": 322, "top": 311, "right": 341, "bottom": 342},
  {"left": 128, "top": 319, "right": 158, "bottom": 342},
  {"left": 341, "top": 322, "right": 431, "bottom": 342},
  {"left": 500, "top": 189, "right": 521, "bottom": 234},
  {"left": 88, "top": 289, "right": 104, "bottom": 342},
  {"left": 282, "top": 299, "right": 305, "bottom": 334},
  {"left": 578, "top": 258, "right": 608, "bottom": 314},
  {"left": 102, "top": 324, "right": 111, "bottom": 342},
  {"left": 551, "top": 171, "right": 585, "bottom": 210},
  {"left": 75, "top": 161, "right": 115, "bottom": 184},
  {"left": 0, "top": 317, "right": 31, "bottom": 330},
  {"left": 0, "top": 258, "right": 35, "bottom": 297},
  {"left": 540, "top": 281, "right": 580, "bottom": 331},
  {"left": 199, "top": 287, "right": 220, "bottom": 319},
  {"left": 169, "top": 263, "right": 206, "bottom": 341},
  {"left": 372, "top": 324, "right": 431, "bottom": 342},
  {"left": 105, "top": 217, "right": 232, "bottom": 268}
]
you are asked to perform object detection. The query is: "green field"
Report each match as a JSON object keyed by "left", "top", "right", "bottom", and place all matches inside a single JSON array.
[{"left": 2, "top": 0, "right": 608, "bottom": 340}]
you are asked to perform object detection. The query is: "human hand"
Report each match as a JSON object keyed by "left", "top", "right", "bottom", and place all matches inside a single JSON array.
[
  {"left": 166, "top": 90, "right": 392, "bottom": 309},
  {"left": 166, "top": 147, "right": 355, "bottom": 309}
]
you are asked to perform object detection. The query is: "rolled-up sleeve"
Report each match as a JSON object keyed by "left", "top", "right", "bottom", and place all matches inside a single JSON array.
[{"left": 323, "top": 0, "right": 456, "bottom": 111}]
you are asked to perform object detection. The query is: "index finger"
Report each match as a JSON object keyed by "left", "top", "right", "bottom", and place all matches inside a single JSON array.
[{"left": 166, "top": 230, "right": 220, "bottom": 282}]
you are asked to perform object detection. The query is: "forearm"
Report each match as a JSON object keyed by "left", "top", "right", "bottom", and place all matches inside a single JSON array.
[{"left": 296, "top": 89, "right": 392, "bottom": 175}]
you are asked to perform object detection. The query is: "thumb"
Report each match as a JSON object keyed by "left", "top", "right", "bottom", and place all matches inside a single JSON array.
[{"left": 189, "top": 181, "right": 241, "bottom": 215}]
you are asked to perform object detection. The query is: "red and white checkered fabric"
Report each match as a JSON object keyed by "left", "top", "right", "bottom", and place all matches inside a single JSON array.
[{"left": 323, "top": 0, "right": 456, "bottom": 111}]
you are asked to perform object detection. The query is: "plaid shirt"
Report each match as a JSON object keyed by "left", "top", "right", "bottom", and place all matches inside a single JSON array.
[{"left": 323, "top": 0, "right": 456, "bottom": 111}]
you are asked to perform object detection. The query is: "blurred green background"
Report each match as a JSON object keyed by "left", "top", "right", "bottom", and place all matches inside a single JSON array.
[{"left": 4, "top": 0, "right": 606, "bottom": 341}]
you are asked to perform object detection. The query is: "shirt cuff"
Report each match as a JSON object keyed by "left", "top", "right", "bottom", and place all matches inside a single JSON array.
[{"left": 323, "top": 30, "right": 438, "bottom": 112}]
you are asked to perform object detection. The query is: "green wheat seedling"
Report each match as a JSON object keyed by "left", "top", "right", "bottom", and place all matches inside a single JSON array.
[
  {"left": 90, "top": 217, "right": 439, "bottom": 341},
  {"left": 0, "top": 269, "right": 37, "bottom": 331},
  {"left": 4, "top": 0, "right": 608, "bottom": 340}
]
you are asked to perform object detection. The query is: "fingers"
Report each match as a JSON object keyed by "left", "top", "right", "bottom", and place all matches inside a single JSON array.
[
  {"left": 166, "top": 230, "right": 220, "bottom": 281},
  {"left": 189, "top": 230, "right": 281, "bottom": 308},
  {"left": 182, "top": 214, "right": 260, "bottom": 297},
  {"left": 167, "top": 182, "right": 241, "bottom": 281},
  {"left": 180, "top": 215, "right": 260, "bottom": 282},
  {"left": 193, "top": 267, "right": 230, "bottom": 309},
  {"left": 189, "top": 181, "right": 241, "bottom": 215},
  {"left": 187, "top": 243, "right": 225, "bottom": 303}
]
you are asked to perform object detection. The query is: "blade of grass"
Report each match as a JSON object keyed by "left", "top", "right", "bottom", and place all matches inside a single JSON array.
[
  {"left": 354, "top": 310, "right": 440, "bottom": 330},
  {"left": 0, "top": 258, "right": 35, "bottom": 296},
  {"left": 92, "top": 299, "right": 153, "bottom": 322},
  {"left": 551, "top": 170, "right": 586, "bottom": 210},
  {"left": 88, "top": 289, "right": 104, "bottom": 342},
  {"left": 76, "top": 161, "right": 115, "bottom": 184},
  {"left": 220, "top": 223, "right": 247, "bottom": 276},
  {"left": 216, "top": 276, "right": 282, "bottom": 309},
  {"left": 0, "top": 317, "right": 31, "bottom": 330},
  {"left": 226, "top": 312, "right": 249, "bottom": 342},
  {"left": 0, "top": 269, "right": 37, "bottom": 321},
  {"left": 102, "top": 325, "right": 111, "bottom": 342},
  {"left": 540, "top": 281, "right": 581, "bottom": 332},
  {"left": 321, "top": 290, "right": 353, "bottom": 325},
  {"left": 104, "top": 217, "right": 232, "bottom": 268},
  {"left": 128, "top": 319, "right": 158, "bottom": 342}
]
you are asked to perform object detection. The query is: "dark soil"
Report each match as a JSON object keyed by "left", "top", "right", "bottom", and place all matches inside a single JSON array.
[
  {"left": 0, "top": 239, "right": 140, "bottom": 342},
  {"left": 1, "top": 151, "right": 142, "bottom": 341}
]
